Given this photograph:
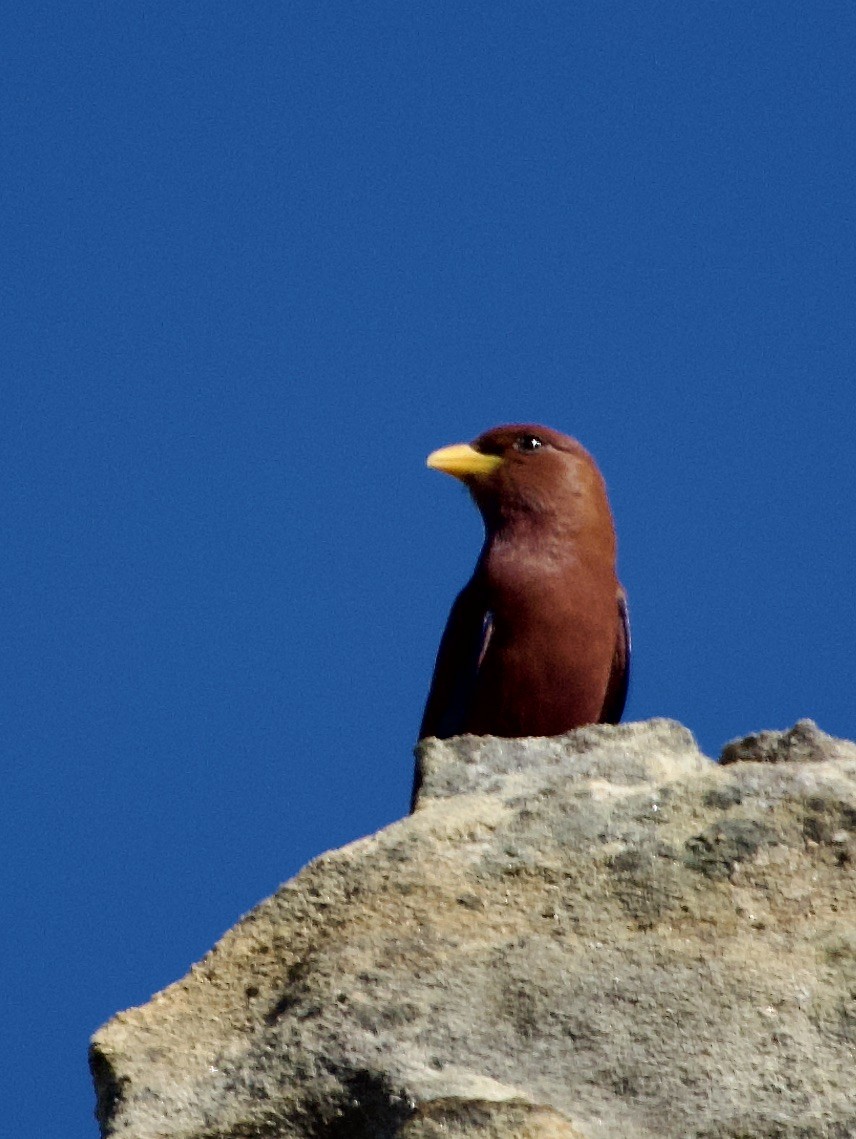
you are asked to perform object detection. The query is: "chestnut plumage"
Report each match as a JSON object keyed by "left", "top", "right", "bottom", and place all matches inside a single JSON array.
[{"left": 414, "top": 424, "right": 629, "bottom": 809}]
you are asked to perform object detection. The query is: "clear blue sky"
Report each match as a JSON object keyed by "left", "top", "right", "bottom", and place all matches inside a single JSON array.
[{"left": 4, "top": 5, "right": 855, "bottom": 1135}]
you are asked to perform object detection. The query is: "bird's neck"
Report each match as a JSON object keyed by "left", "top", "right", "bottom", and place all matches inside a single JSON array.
[{"left": 479, "top": 508, "right": 615, "bottom": 584}]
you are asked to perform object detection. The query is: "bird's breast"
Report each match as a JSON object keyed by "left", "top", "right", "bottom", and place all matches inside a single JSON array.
[{"left": 465, "top": 571, "right": 618, "bottom": 738}]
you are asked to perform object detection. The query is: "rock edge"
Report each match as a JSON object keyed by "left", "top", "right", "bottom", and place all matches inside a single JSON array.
[{"left": 91, "top": 719, "right": 856, "bottom": 1139}]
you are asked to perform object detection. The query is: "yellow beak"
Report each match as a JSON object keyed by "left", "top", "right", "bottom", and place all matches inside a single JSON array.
[{"left": 426, "top": 442, "right": 503, "bottom": 480}]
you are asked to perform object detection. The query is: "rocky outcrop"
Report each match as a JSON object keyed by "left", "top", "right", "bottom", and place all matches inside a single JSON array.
[{"left": 91, "top": 719, "right": 856, "bottom": 1139}]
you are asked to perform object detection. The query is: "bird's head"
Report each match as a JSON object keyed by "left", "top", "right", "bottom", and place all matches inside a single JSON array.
[{"left": 426, "top": 423, "right": 614, "bottom": 545}]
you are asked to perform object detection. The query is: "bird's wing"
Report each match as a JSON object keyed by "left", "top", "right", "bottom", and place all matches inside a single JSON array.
[
  {"left": 418, "top": 580, "right": 492, "bottom": 741},
  {"left": 599, "top": 587, "right": 631, "bottom": 724}
]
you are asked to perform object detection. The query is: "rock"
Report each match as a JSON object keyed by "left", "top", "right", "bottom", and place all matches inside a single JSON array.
[
  {"left": 719, "top": 718, "right": 856, "bottom": 767},
  {"left": 91, "top": 719, "right": 856, "bottom": 1139}
]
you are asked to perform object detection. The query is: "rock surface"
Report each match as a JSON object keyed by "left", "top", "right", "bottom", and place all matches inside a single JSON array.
[{"left": 91, "top": 719, "right": 856, "bottom": 1139}]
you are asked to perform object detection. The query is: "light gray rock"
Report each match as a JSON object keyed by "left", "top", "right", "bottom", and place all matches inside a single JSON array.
[{"left": 91, "top": 719, "right": 856, "bottom": 1139}]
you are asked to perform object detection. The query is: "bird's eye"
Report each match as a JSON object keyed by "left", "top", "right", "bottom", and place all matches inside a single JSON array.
[{"left": 514, "top": 434, "right": 543, "bottom": 453}]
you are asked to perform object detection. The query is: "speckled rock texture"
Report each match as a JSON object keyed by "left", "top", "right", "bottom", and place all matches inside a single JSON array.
[{"left": 91, "top": 719, "right": 856, "bottom": 1139}]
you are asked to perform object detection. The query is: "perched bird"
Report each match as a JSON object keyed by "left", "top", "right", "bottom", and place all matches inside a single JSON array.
[{"left": 414, "top": 424, "right": 629, "bottom": 808}]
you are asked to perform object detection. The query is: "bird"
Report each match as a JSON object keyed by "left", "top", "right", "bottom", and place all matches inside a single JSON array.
[{"left": 413, "top": 423, "right": 629, "bottom": 809}]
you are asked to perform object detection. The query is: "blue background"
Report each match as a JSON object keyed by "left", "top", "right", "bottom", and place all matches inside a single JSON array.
[{"left": 4, "top": 5, "right": 855, "bottom": 1135}]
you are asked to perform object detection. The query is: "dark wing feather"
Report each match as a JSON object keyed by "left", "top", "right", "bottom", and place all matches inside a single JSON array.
[
  {"left": 599, "top": 587, "right": 631, "bottom": 724},
  {"left": 419, "top": 579, "right": 492, "bottom": 740},
  {"left": 411, "top": 580, "right": 492, "bottom": 812}
]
